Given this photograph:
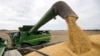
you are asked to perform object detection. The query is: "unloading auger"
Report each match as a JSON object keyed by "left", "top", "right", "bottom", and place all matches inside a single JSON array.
[{"left": 28, "top": 1, "right": 78, "bottom": 35}]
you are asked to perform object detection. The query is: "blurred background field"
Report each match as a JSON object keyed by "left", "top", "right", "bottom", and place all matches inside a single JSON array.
[{"left": 0, "top": 30, "right": 100, "bottom": 44}]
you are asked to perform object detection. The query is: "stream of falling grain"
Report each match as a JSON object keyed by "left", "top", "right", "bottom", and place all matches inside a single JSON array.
[{"left": 66, "top": 17, "right": 92, "bottom": 54}]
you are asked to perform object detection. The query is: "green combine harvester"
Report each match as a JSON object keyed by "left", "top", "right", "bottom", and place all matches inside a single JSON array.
[
  {"left": 0, "top": 1, "right": 77, "bottom": 56},
  {"left": 11, "top": 25, "right": 51, "bottom": 48}
]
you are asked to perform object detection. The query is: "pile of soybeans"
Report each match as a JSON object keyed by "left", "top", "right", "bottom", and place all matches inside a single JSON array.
[{"left": 26, "top": 17, "right": 100, "bottom": 56}]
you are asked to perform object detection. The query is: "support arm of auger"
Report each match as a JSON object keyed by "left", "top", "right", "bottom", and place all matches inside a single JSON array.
[{"left": 28, "top": 1, "right": 78, "bottom": 35}]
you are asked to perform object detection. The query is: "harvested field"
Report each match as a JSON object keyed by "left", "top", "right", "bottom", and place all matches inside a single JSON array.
[{"left": 50, "top": 30, "right": 100, "bottom": 43}]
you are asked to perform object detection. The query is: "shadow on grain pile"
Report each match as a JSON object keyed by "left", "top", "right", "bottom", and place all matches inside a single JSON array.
[{"left": 26, "top": 17, "right": 100, "bottom": 56}]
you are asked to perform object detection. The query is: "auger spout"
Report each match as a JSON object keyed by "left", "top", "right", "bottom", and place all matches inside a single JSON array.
[{"left": 28, "top": 1, "right": 78, "bottom": 35}]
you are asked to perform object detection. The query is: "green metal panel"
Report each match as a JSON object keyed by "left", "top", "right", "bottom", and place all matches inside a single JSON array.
[
  {"left": 15, "top": 31, "right": 51, "bottom": 47},
  {"left": 0, "top": 41, "right": 6, "bottom": 56},
  {"left": 0, "top": 46, "right": 6, "bottom": 56},
  {"left": 21, "top": 36, "right": 50, "bottom": 46}
]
